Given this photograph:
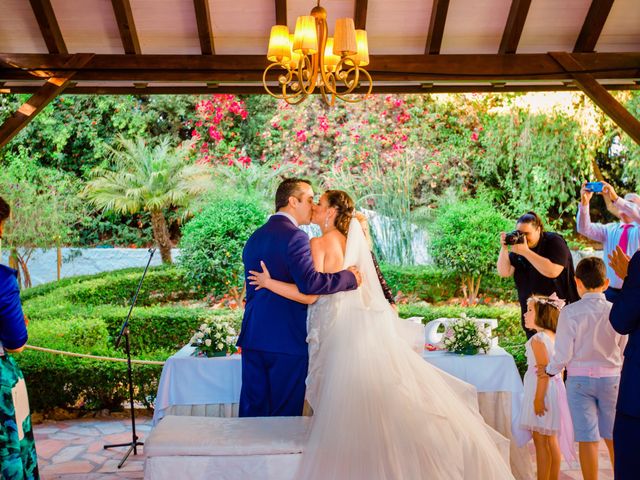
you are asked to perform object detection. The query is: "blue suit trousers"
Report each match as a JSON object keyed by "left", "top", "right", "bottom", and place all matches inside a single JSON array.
[{"left": 239, "top": 349, "right": 309, "bottom": 417}]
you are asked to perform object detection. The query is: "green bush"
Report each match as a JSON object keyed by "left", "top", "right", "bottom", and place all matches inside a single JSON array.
[
  {"left": 179, "top": 199, "right": 266, "bottom": 297},
  {"left": 15, "top": 266, "right": 245, "bottom": 412},
  {"left": 430, "top": 197, "right": 512, "bottom": 303},
  {"left": 380, "top": 265, "right": 517, "bottom": 303}
]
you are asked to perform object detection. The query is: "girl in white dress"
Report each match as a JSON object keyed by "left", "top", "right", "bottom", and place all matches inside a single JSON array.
[
  {"left": 249, "top": 190, "right": 514, "bottom": 479},
  {"left": 519, "top": 294, "right": 576, "bottom": 480}
]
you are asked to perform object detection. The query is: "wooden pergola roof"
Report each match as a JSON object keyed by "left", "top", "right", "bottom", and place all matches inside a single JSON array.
[{"left": 1, "top": 0, "right": 640, "bottom": 147}]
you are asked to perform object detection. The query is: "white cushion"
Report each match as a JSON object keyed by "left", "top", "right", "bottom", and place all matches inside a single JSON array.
[{"left": 145, "top": 416, "right": 310, "bottom": 457}]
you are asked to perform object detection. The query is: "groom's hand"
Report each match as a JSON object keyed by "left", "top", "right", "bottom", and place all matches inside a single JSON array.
[{"left": 347, "top": 266, "right": 362, "bottom": 286}]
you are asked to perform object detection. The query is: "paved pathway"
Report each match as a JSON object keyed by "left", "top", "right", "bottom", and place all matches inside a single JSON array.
[
  {"left": 33, "top": 415, "right": 614, "bottom": 479},
  {"left": 34, "top": 415, "right": 150, "bottom": 479}
]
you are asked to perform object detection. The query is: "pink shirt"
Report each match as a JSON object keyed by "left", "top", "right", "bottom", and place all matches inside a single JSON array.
[{"left": 547, "top": 292, "right": 627, "bottom": 377}]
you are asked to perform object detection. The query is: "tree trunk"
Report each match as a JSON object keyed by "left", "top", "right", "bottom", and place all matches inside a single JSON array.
[{"left": 150, "top": 210, "right": 173, "bottom": 264}]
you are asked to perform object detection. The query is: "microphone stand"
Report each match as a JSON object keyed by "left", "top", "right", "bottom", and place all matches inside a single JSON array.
[{"left": 104, "top": 248, "right": 156, "bottom": 468}]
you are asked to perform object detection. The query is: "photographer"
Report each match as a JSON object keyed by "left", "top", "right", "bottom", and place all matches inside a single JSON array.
[
  {"left": 577, "top": 181, "right": 640, "bottom": 302},
  {"left": 497, "top": 211, "right": 579, "bottom": 338}
]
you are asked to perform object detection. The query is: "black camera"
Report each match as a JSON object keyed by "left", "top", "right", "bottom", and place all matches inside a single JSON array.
[{"left": 504, "top": 230, "right": 526, "bottom": 245}]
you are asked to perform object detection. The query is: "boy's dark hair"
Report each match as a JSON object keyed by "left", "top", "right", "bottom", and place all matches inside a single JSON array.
[
  {"left": 575, "top": 256, "right": 607, "bottom": 289},
  {"left": 0, "top": 196, "right": 10, "bottom": 223},
  {"left": 275, "top": 178, "right": 311, "bottom": 212}
]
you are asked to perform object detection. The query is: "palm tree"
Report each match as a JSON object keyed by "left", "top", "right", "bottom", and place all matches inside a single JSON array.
[{"left": 83, "top": 136, "right": 214, "bottom": 263}]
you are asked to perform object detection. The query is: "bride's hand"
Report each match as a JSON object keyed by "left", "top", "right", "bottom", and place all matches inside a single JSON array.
[{"left": 248, "top": 261, "right": 271, "bottom": 290}]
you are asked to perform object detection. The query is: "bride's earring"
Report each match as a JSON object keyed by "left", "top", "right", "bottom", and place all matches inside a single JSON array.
[{"left": 324, "top": 216, "right": 329, "bottom": 229}]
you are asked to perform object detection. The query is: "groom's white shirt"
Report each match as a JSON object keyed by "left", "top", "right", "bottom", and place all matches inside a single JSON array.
[{"left": 272, "top": 211, "right": 299, "bottom": 227}]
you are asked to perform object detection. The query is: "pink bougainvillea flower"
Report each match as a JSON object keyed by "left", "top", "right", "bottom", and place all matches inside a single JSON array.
[{"left": 470, "top": 131, "right": 479, "bottom": 142}]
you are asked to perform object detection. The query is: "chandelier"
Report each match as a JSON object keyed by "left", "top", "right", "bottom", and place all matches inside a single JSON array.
[{"left": 263, "top": 1, "right": 372, "bottom": 106}]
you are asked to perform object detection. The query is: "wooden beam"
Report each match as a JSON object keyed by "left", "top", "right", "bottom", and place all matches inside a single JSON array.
[
  {"left": 573, "top": 0, "right": 615, "bottom": 53},
  {"left": 2, "top": 83, "right": 639, "bottom": 96},
  {"left": 0, "top": 52, "right": 638, "bottom": 82},
  {"left": 499, "top": 0, "right": 532, "bottom": 54},
  {"left": 0, "top": 54, "right": 93, "bottom": 149},
  {"left": 551, "top": 51, "right": 640, "bottom": 145},
  {"left": 28, "top": 0, "right": 67, "bottom": 54},
  {"left": 275, "top": 0, "right": 287, "bottom": 26},
  {"left": 193, "top": 0, "right": 215, "bottom": 55},
  {"left": 111, "top": 0, "right": 141, "bottom": 54},
  {"left": 354, "top": 0, "right": 368, "bottom": 30},
  {"left": 425, "top": 0, "right": 450, "bottom": 55}
]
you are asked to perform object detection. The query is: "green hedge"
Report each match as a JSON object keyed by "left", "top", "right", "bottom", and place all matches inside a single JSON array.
[
  {"left": 14, "top": 264, "right": 526, "bottom": 412},
  {"left": 15, "top": 266, "right": 243, "bottom": 412},
  {"left": 380, "top": 265, "right": 517, "bottom": 303}
]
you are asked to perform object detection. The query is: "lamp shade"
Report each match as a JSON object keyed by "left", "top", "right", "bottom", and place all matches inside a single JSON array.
[
  {"left": 267, "top": 25, "right": 291, "bottom": 63},
  {"left": 353, "top": 29, "right": 369, "bottom": 66},
  {"left": 324, "top": 37, "right": 340, "bottom": 72},
  {"left": 293, "top": 16, "right": 318, "bottom": 54},
  {"left": 333, "top": 18, "right": 357, "bottom": 56},
  {"left": 288, "top": 34, "right": 301, "bottom": 69}
]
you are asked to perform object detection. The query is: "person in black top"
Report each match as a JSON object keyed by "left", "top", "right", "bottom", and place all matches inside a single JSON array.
[{"left": 497, "top": 211, "right": 579, "bottom": 338}]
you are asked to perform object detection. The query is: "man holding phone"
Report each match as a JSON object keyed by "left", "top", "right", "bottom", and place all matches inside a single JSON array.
[{"left": 577, "top": 181, "right": 640, "bottom": 302}]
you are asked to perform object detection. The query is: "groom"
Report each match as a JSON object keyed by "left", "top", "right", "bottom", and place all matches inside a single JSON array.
[{"left": 238, "top": 178, "right": 360, "bottom": 417}]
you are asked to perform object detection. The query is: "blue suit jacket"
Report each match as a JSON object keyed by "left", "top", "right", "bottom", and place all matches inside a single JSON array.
[
  {"left": 0, "top": 264, "right": 28, "bottom": 350},
  {"left": 238, "top": 215, "right": 357, "bottom": 356},
  {"left": 610, "top": 251, "right": 640, "bottom": 418}
]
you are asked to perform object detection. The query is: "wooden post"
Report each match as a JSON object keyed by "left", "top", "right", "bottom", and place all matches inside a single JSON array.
[
  {"left": 0, "top": 53, "right": 93, "bottom": 149},
  {"left": 550, "top": 52, "right": 640, "bottom": 145}
]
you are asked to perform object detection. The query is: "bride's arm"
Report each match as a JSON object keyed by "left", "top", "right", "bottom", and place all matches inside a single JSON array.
[{"left": 248, "top": 261, "right": 319, "bottom": 305}]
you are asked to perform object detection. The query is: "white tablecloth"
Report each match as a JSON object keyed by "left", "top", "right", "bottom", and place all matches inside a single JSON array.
[
  {"left": 154, "top": 345, "right": 523, "bottom": 434},
  {"left": 153, "top": 345, "right": 533, "bottom": 479}
]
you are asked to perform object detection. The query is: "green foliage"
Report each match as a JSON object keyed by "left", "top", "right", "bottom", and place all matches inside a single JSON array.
[
  {"left": 429, "top": 197, "right": 512, "bottom": 301},
  {"left": 379, "top": 264, "right": 517, "bottom": 303},
  {"left": 179, "top": 199, "right": 267, "bottom": 297},
  {"left": 83, "top": 136, "right": 213, "bottom": 216},
  {"left": 15, "top": 266, "right": 243, "bottom": 411}
]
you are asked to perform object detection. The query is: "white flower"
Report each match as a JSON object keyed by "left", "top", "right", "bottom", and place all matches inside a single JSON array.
[
  {"left": 215, "top": 332, "right": 222, "bottom": 339},
  {"left": 200, "top": 323, "right": 208, "bottom": 330},
  {"left": 217, "top": 343, "right": 224, "bottom": 350},
  {"left": 205, "top": 339, "right": 212, "bottom": 347},
  {"left": 196, "top": 332, "right": 205, "bottom": 339},
  {"left": 205, "top": 327, "right": 212, "bottom": 335}
]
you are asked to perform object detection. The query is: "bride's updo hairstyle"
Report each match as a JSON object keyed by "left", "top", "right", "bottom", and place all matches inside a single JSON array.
[{"left": 324, "top": 190, "right": 355, "bottom": 237}]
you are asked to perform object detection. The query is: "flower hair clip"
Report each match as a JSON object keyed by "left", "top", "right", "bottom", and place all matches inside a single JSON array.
[{"left": 541, "top": 292, "right": 566, "bottom": 310}]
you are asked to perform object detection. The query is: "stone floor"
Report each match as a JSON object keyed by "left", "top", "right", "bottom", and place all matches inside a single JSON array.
[{"left": 33, "top": 414, "right": 614, "bottom": 479}]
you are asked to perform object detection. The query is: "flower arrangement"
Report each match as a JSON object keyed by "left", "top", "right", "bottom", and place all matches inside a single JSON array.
[
  {"left": 441, "top": 317, "right": 490, "bottom": 355},
  {"left": 190, "top": 318, "right": 238, "bottom": 357}
]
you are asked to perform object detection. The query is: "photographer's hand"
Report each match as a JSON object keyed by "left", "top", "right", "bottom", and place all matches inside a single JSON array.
[
  {"left": 580, "top": 182, "right": 593, "bottom": 206},
  {"left": 511, "top": 239, "right": 530, "bottom": 257},
  {"left": 500, "top": 232, "right": 508, "bottom": 249},
  {"left": 602, "top": 181, "right": 619, "bottom": 203},
  {"left": 496, "top": 233, "right": 515, "bottom": 277}
]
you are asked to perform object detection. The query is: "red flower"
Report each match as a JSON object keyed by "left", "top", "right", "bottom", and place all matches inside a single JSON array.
[{"left": 470, "top": 131, "right": 479, "bottom": 142}]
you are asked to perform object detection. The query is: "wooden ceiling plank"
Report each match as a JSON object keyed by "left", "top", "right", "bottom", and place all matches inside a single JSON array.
[
  {"left": 425, "top": 0, "right": 450, "bottom": 55},
  {"left": 551, "top": 51, "right": 640, "bottom": 145},
  {"left": 28, "top": 0, "right": 67, "bottom": 54},
  {"left": 275, "top": 0, "right": 287, "bottom": 26},
  {"left": 111, "top": 0, "right": 141, "bottom": 55},
  {"left": 1, "top": 52, "right": 638, "bottom": 82},
  {"left": 573, "top": 0, "right": 615, "bottom": 53},
  {"left": 0, "top": 53, "right": 93, "bottom": 149},
  {"left": 3, "top": 83, "right": 638, "bottom": 96},
  {"left": 354, "top": 0, "right": 368, "bottom": 30},
  {"left": 193, "top": 0, "right": 215, "bottom": 55},
  {"left": 499, "top": 0, "right": 532, "bottom": 55}
]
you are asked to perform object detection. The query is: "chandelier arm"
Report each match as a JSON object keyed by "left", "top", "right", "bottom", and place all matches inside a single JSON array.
[
  {"left": 262, "top": 62, "right": 290, "bottom": 99},
  {"left": 297, "top": 54, "right": 316, "bottom": 96},
  {"left": 335, "top": 67, "right": 373, "bottom": 103}
]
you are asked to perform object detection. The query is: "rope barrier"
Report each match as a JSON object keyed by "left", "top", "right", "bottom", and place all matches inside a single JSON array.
[{"left": 24, "top": 345, "right": 166, "bottom": 365}]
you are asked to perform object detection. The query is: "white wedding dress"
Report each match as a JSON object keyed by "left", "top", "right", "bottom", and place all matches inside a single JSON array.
[{"left": 299, "top": 219, "right": 515, "bottom": 480}]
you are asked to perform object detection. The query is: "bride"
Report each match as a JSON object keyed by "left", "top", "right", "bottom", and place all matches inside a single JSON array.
[{"left": 248, "top": 190, "right": 515, "bottom": 479}]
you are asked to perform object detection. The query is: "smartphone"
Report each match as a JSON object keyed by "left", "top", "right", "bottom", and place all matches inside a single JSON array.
[{"left": 585, "top": 182, "right": 604, "bottom": 193}]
